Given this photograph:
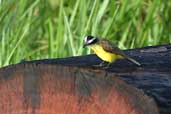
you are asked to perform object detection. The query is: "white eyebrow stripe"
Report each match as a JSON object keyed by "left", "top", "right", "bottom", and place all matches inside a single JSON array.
[
  {"left": 87, "top": 37, "right": 96, "bottom": 44},
  {"left": 84, "top": 36, "right": 88, "bottom": 42}
]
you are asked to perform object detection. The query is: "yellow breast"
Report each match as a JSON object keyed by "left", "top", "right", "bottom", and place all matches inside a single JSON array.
[{"left": 90, "top": 44, "right": 122, "bottom": 63}]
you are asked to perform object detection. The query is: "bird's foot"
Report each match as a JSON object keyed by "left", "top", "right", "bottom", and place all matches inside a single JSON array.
[
  {"left": 102, "top": 63, "right": 111, "bottom": 69},
  {"left": 92, "top": 61, "right": 110, "bottom": 69},
  {"left": 99, "top": 61, "right": 108, "bottom": 67}
]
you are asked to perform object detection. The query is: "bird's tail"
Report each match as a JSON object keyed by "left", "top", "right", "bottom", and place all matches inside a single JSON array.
[{"left": 126, "top": 57, "right": 141, "bottom": 66}]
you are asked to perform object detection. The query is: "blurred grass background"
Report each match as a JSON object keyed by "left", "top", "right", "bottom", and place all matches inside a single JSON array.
[{"left": 0, "top": 0, "right": 171, "bottom": 67}]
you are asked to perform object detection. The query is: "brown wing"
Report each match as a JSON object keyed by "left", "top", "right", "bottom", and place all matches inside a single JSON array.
[
  {"left": 99, "top": 39, "right": 127, "bottom": 57},
  {"left": 100, "top": 39, "right": 141, "bottom": 66}
]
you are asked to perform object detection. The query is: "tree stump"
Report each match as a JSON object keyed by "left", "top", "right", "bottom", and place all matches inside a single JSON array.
[{"left": 0, "top": 44, "right": 171, "bottom": 114}]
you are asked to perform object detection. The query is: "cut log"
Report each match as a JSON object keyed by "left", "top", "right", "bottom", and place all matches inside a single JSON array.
[{"left": 0, "top": 44, "right": 170, "bottom": 114}]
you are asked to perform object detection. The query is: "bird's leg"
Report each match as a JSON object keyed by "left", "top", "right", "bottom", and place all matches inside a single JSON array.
[
  {"left": 92, "top": 61, "right": 107, "bottom": 67},
  {"left": 107, "top": 62, "right": 111, "bottom": 68},
  {"left": 103, "top": 62, "right": 111, "bottom": 69},
  {"left": 99, "top": 61, "right": 106, "bottom": 67}
]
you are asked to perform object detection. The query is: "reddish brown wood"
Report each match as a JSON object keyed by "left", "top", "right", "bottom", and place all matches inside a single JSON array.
[{"left": 0, "top": 64, "right": 158, "bottom": 114}]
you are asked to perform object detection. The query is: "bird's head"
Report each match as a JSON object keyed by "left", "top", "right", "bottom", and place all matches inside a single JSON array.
[{"left": 83, "top": 36, "right": 99, "bottom": 48}]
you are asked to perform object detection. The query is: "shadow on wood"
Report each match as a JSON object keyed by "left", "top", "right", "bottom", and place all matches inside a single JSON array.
[{"left": 0, "top": 64, "right": 158, "bottom": 114}]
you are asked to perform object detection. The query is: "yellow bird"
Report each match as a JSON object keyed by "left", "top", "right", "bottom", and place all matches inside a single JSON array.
[{"left": 83, "top": 36, "right": 141, "bottom": 68}]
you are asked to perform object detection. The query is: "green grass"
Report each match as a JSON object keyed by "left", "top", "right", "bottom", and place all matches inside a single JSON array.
[{"left": 0, "top": 0, "right": 171, "bottom": 67}]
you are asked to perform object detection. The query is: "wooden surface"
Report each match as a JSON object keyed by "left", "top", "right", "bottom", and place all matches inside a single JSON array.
[
  {"left": 0, "top": 64, "right": 158, "bottom": 114},
  {"left": 0, "top": 44, "right": 170, "bottom": 114}
]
